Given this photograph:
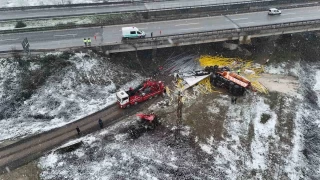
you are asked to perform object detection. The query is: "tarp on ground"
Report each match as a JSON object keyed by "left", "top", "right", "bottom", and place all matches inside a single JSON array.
[{"left": 182, "top": 74, "right": 210, "bottom": 91}]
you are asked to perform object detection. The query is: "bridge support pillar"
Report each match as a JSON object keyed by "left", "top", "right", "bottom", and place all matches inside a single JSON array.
[{"left": 239, "top": 35, "right": 251, "bottom": 44}]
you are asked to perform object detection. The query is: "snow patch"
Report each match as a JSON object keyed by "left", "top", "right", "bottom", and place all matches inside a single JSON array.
[
  {"left": 313, "top": 70, "right": 320, "bottom": 91},
  {"left": 249, "top": 98, "right": 276, "bottom": 170},
  {"left": 0, "top": 54, "right": 142, "bottom": 142}
]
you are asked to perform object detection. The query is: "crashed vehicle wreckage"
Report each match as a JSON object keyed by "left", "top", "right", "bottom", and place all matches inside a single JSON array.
[
  {"left": 190, "top": 65, "right": 251, "bottom": 96},
  {"left": 128, "top": 113, "right": 159, "bottom": 139}
]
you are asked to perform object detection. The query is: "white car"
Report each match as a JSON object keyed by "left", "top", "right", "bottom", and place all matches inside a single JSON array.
[{"left": 268, "top": 8, "right": 281, "bottom": 15}]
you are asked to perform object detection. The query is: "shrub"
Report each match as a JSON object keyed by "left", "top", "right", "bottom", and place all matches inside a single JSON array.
[
  {"left": 15, "top": 21, "right": 27, "bottom": 28},
  {"left": 260, "top": 113, "right": 271, "bottom": 124}
]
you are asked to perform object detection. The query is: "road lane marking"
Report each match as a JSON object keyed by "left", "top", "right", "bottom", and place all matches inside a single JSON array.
[
  {"left": 231, "top": 18, "right": 248, "bottom": 21},
  {"left": 181, "top": 27, "right": 203, "bottom": 31},
  {"left": 175, "top": 23, "right": 199, "bottom": 26},
  {"left": 105, "top": 41, "right": 118, "bottom": 44},
  {"left": 53, "top": 34, "right": 77, "bottom": 37},
  {"left": 0, "top": 38, "right": 19, "bottom": 41},
  {"left": 281, "top": 18, "right": 296, "bottom": 20},
  {"left": 119, "top": 27, "right": 148, "bottom": 31},
  {"left": 165, "top": 3, "right": 179, "bottom": 5},
  {"left": 281, "top": 13, "right": 296, "bottom": 16},
  {"left": 239, "top": 22, "right": 255, "bottom": 25},
  {"left": 281, "top": 17, "right": 303, "bottom": 21}
]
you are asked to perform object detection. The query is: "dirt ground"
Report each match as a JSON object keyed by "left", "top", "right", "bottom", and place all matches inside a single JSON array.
[
  {"left": 258, "top": 73, "right": 299, "bottom": 97},
  {"left": 0, "top": 161, "right": 40, "bottom": 180}
]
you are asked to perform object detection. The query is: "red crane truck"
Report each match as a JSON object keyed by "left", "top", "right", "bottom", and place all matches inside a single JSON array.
[{"left": 116, "top": 79, "right": 165, "bottom": 108}]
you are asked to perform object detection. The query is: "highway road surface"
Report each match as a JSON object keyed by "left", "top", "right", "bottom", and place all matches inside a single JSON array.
[
  {"left": 1, "top": 6, "right": 320, "bottom": 52},
  {"left": 0, "top": 0, "right": 268, "bottom": 21}
]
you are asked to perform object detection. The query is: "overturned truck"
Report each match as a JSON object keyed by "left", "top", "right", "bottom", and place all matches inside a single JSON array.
[{"left": 205, "top": 65, "right": 251, "bottom": 96}]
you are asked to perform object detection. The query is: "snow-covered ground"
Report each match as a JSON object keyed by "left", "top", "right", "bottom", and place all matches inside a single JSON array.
[
  {"left": 1, "top": 0, "right": 129, "bottom": 8},
  {"left": 0, "top": 52, "right": 143, "bottom": 142},
  {"left": 38, "top": 56, "right": 320, "bottom": 179},
  {"left": 0, "top": 17, "right": 93, "bottom": 30}
]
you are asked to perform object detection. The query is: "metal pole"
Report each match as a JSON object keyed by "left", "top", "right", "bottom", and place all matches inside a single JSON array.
[{"left": 175, "top": 91, "right": 183, "bottom": 142}]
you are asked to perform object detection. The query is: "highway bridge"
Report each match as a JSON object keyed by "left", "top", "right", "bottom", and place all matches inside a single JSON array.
[{"left": 1, "top": 6, "right": 320, "bottom": 53}]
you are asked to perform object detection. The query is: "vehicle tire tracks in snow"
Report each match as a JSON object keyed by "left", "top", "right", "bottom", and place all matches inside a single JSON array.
[{"left": 0, "top": 97, "right": 160, "bottom": 174}]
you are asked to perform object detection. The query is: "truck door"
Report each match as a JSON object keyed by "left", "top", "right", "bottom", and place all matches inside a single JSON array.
[{"left": 130, "top": 31, "right": 137, "bottom": 38}]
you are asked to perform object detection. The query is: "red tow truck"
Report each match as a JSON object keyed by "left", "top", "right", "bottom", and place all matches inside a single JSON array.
[{"left": 116, "top": 79, "right": 165, "bottom": 108}]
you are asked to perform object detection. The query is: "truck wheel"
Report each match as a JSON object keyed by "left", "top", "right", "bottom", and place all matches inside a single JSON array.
[
  {"left": 229, "top": 82, "right": 234, "bottom": 91},
  {"left": 213, "top": 80, "right": 217, "bottom": 86},
  {"left": 233, "top": 85, "right": 240, "bottom": 95},
  {"left": 214, "top": 65, "right": 218, "bottom": 69}
]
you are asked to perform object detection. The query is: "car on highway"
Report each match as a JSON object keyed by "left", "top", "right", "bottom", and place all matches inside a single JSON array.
[{"left": 268, "top": 8, "right": 281, "bottom": 15}]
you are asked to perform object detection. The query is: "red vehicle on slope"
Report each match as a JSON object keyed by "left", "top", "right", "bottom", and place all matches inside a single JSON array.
[
  {"left": 129, "top": 113, "right": 159, "bottom": 138},
  {"left": 116, "top": 80, "right": 165, "bottom": 108}
]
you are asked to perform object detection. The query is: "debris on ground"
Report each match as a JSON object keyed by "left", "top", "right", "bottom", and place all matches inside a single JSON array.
[{"left": 198, "top": 55, "right": 268, "bottom": 94}]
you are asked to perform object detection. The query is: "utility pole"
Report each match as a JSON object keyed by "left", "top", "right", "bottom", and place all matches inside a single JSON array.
[{"left": 175, "top": 91, "right": 183, "bottom": 141}]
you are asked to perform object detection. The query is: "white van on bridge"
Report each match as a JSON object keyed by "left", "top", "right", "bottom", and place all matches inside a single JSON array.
[{"left": 122, "top": 27, "right": 146, "bottom": 39}]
